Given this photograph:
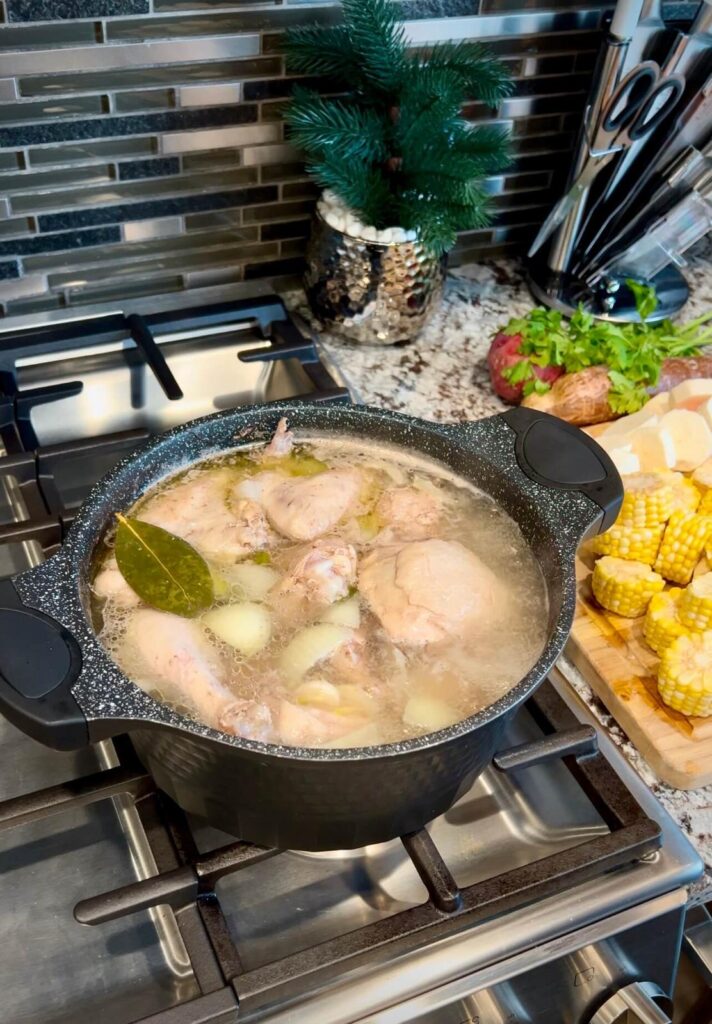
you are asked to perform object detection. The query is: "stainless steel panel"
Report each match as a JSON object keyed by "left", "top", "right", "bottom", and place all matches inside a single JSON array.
[{"left": 14, "top": 322, "right": 319, "bottom": 446}]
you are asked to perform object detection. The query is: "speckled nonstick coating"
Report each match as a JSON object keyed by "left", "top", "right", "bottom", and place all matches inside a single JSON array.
[{"left": 9, "top": 401, "right": 619, "bottom": 850}]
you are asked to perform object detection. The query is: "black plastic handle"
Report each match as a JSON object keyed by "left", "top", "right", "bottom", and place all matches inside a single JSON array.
[
  {"left": 501, "top": 407, "right": 623, "bottom": 534},
  {"left": 0, "top": 578, "right": 88, "bottom": 750}
]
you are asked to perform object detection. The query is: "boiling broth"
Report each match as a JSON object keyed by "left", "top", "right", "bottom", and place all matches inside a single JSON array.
[{"left": 91, "top": 428, "right": 548, "bottom": 748}]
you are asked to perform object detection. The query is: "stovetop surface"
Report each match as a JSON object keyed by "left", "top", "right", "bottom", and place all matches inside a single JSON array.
[{"left": 0, "top": 288, "right": 702, "bottom": 1024}]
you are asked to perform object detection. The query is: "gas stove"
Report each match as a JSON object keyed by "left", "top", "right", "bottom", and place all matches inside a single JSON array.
[{"left": 0, "top": 286, "right": 702, "bottom": 1024}]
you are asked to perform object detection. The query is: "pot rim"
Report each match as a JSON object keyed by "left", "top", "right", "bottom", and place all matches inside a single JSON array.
[{"left": 17, "top": 401, "right": 586, "bottom": 762}]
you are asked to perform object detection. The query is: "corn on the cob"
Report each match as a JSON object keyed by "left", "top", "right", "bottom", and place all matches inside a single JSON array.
[
  {"left": 669, "top": 475, "right": 701, "bottom": 515},
  {"left": 692, "top": 458, "right": 712, "bottom": 496},
  {"left": 592, "top": 556, "right": 664, "bottom": 617},
  {"left": 591, "top": 522, "right": 664, "bottom": 564},
  {"left": 654, "top": 511, "right": 712, "bottom": 585},
  {"left": 678, "top": 574, "right": 712, "bottom": 631},
  {"left": 698, "top": 490, "right": 712, "bottom": 517},
  {"left": 617, "top": 473, "right": 675, "bottom": 528},
  {"left": 643, "top": 589, "right": 688, "bottom": 653},
  {"left": 657, "top": 631, "right": 712, "bottom": 717}
]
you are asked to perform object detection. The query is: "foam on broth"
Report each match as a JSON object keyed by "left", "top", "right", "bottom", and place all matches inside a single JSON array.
[{"left": 91, "top": 434, "right": 549, "bottom": 747}]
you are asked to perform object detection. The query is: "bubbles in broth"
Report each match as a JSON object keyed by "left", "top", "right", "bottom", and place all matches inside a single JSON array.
[{"left": 91, "top": 423, "right": 548, "bottom": 748}]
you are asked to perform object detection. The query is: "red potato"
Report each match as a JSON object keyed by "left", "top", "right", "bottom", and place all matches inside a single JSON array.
[{"left": 487, "top": 332, "right": 564, "bottom": 403}]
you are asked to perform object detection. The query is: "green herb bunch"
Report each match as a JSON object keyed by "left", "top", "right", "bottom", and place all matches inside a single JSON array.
[
  {"left": 502, "top": 281, "right": 712, "bottom": 414},
  {"left": 283, "top": 0, "right": 512, "bottom": 255}
]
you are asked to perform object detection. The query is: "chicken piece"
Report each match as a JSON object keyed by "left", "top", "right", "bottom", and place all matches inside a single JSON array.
[
  {"left": 359, "top": 539, "right": 502, "bottom": 646},
  {"left": 276, "top": 699, "right": 367, "bottom": 746},
  {"left": 272, "top": 539, "right": 357, "bottom": 610},
  {"left": 263, "top": 417, "right": 294, "bottom": 458},
  {"left": 221, "top": 699, "right": 275, "bottom": 743},
  {"left": 374, "top": 486, "right": 442, "bottom": 542},
  {"left": 93, "top": 556, "right": 141, "bottom": 607},
  {"left": 124, "top": 608, "right": 271, "bottom": 739},
  {"left": 139, "top": 470, "right": 271, "bottom": 562},
  {"left": 261, "top": 469, "right": 362, "bottom": 541}
]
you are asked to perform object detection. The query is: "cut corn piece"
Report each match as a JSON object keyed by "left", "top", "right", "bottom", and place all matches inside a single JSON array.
[
  {"left": 654, "top": 511, "right": 712, "bottom": 585},
  {"left": 591, "top": 522, "right": 664, "bottom": 564},
  {"left": 692, "top": 458, "right": 712, "bottom": 495},
  {"left": 669, "top": 475, "right": 701, "bottom": 514},
  {"left": 643, "top": 589, "right": 688, "bottom": 654},
  {"left": 617, "top": 473, "right": 675, "bottom": 528},
  {"left": 678, "top": 575, "right": 712, "bottom": 631},
  {"left": 657, "top": 631, "right": 712, "bottom": 717},
  {"left": 592, "top": 556, "right": 664, "bottom": 617},
  {"left": 699, "top": 491, "right": 712, "bottom": 516}
]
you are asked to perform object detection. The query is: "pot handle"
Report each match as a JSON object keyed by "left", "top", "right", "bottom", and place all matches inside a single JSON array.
[
  {"left": 0, "top": 577, "right": 89, "bottom": 750},
  {"left": 500, "top": 406, "right": 622, "bottom": 534}
]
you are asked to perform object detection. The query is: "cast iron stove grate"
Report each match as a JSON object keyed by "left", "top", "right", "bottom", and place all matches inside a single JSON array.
[
  {"left": 0, "top": 685, "right": 661, "bottom": 1024},
  {"left": 0, "top": 295, "right": 660, "bottom": 1022}
]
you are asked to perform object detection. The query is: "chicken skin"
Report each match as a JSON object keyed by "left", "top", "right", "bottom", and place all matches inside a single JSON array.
[
  {"left": 359, "top": 538, "right": 503, "bottom": 646},
  {"left": 138, "top": 470, "right": 271, "bottom": 563}
]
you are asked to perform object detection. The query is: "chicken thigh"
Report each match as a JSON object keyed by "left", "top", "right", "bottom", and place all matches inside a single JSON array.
[
  {"left": 374, "top": 486, "right": 442, "bottom": 543},
  {"left": 359, "top": 538, "right": 503, "bottom": 646},
  {"left": 139, "top": 469, "right": 271, "bottom": 562},
  {"left": 123, "top": 608, "right": 273, "bottom": 739},
  {"left": 260, "top": 469, "right": 362, "bottom": 541}
]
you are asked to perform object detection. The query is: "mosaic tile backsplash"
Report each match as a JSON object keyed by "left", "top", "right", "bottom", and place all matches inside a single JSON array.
[{"left": 0, "top": 0, "right": 698, "bottom": 317}]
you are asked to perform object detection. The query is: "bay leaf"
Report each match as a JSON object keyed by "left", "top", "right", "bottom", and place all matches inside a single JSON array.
[{"left": 114, "top": 514, "right": 214, "bottom": 618}]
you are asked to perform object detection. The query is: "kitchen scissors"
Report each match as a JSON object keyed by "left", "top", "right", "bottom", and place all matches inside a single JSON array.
[{"left": 528, "top": 60, "right": 686, "bottom": 257}]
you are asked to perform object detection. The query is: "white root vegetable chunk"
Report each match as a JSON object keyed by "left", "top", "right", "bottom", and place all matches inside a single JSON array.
[
  {"left": 659, "top": 410, "right": 712, "bottom": 472},
  {"left": 279, "top": 623, "right": 353, "bottom": 681},
  {"left": 292, "top": 679, "right": 342, "bottom": 708},
  {"left": 603, "top": 407, "right": 659, "bottom": 440},
  {"left": 403, "top": 695, "right": 460, "bottom": 731},
  {"left": 203, "top": 603, "right": 272, "bottom": 656},
  {"left": 699, "top": 397, "right": 712, "bottom": 433},
  {"left": 608, "top": 446, "right": 640, "bottom": 476},
  {"left": 220, "top": 562, "right": 279, "bottom": 602},
  {"left": 324, "top": 723, "right": 384, "bottom": 748},
  {"left": 630, "top": 425, "right": 676, "bottom": 472},
  {"left": 670, "top": 379, "right": 712, "bottom": 409},
  {"left": 321, "top": 595, "right": 361, "bottom": 628}
]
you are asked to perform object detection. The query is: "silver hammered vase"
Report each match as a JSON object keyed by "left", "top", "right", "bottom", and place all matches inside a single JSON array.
[{"left": 304, "top": 209, "right": 446, "bottom": 345}]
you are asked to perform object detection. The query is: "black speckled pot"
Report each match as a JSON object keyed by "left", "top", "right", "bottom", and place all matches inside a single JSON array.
[{"left": 0, "top": 402, "right": 621, "bottom": 850}]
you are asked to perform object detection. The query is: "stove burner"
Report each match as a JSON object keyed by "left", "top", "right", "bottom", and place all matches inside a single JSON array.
[
  {"left": 0, "top": 688, "right": 661, "bottom": 1023},
  {"left": 0, "top": 291, "right": 690, "bottom": 1024}
]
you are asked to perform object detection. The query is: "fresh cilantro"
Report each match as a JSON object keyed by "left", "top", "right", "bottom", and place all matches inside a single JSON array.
[
  {"left": 502, "top": 359, "right": 534, "bottom": 384},
  {"left": 493, "top": 282, "right": 712, "bottom": 416}
]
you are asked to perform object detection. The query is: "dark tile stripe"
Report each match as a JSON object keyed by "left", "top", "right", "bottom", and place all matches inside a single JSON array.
[
  {"left": 0, "top": 105, "right": 257, "bottom": 149},
  {"left": 244, "top": 256, "right": 303, "bottom": 279},
  {"left": 0, "top": 226, "right": 120, "bottom": 258},
  {"left": 118, "top": 157, "right": 180, "bottom": 181},
  {"left": 8, "top": 0, "right": 148, "bottom": 20},
  {"left": 38, "top": 186, "right": 278, "bottom": 231},
  {"left": 0, "top": 261, "right": 20, "bottom": 280}
]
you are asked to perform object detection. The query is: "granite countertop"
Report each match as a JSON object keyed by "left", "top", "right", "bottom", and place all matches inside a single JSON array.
[{"left": 293, "top": 239, "right": 712, "bottom": 901}]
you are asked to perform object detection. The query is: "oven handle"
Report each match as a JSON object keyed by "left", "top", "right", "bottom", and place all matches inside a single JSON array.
[{"left": 587, "top": 981, "right": 672, "bottom": 1023}]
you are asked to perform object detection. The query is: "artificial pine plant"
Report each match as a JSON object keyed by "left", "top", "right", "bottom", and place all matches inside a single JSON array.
[{"left": 284, "top": 0, "right": 513, "bottom": 255}]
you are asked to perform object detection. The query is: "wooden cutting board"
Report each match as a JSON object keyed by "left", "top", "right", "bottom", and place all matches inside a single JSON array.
[{"left": 565, "top": 425, "right": 712, "bottom": 789}]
